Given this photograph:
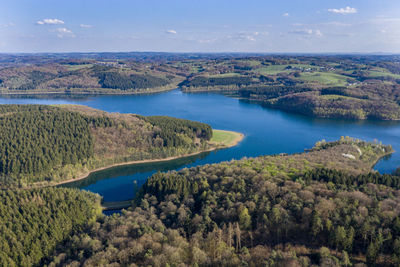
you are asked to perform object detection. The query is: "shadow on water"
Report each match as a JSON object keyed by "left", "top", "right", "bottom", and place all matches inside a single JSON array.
[
  {"left": 2, "top": 90, "right": 400, "bottom": 204},
  {"left": 0, "top": 93, "right": 94, "bottom": 101},
  {"left": 61, "top": 151, "right": 211, "bottom": 191}
]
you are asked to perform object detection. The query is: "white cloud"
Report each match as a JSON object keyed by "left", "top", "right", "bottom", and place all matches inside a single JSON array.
[
  {"left": 0, "top": 22, "right": 15, "bottom": 28},
  {"left": 283, "top": 13, "right": 290, "bottom": 17},
  {"left": 80, "top": 24, "right": 93, "bottom": 28},
  {"left": 328, "top": 6, "right": 357, "bottom": 15},
  {"left": 227, "top": 31, "right": 266, "bottom": 42},
  {"left": 322, "top": 21, "right": 351, "bottom": 27},
  {"left": 37, "top": 18, "right": 65, "bottom": 25},
  {"left": 289, "top": 28, "right": 322, "bottom": 36},
  {"left": 166, "top": 29, "right": 177, "bottom": 34},
  {"left": 55, "top": 27, "right": 75, "bottom": 38},
  {"left": 198, "top": 38, "right": 217, "bottom": 44}
]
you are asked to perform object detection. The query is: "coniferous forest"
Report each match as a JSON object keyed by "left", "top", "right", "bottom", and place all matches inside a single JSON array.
[
  {"left": 0, "top": 105, "right": 213, "bottom": 186},
  {"left": 0, "top": 188, "right": 101, "bottom": 266}
]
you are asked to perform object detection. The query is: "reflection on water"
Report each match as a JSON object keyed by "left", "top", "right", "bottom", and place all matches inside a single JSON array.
[
  {"left": 0, "top": 93, "right": 93, "bottom": 101},
  {"left": 1, "top": 90, "right": 400, "bottom": 202},
  {"left": 62, "top": 151, "right": 211, "bottom": 201}
]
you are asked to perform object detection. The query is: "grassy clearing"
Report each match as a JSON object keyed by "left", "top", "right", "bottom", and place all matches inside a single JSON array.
[
  {"left": 210, "top": 129, "right": 243, "bottom": 147},
  {"left": 64, "top": 64, "right": 93, "bottom": 71},
  {"left": 256, "top": 64, "right": 314, "bottom": 75},
  {"left": 208, "top": 73, "right": 242, "bottom": 78},
  {"left": 319, "top": 94, "right": 364, "bottom": 101},
  {"left": 256, "top": 65, "right": 292, "bottom": 75},
  {"left": 368, "top": 68, "right": 400, "bottom": 79},
  {"left": 297, "top": 72, "right": 350, "bottom": 86},
  {"left": 243, "top": 60, "right": 261, "bottom": 66}
]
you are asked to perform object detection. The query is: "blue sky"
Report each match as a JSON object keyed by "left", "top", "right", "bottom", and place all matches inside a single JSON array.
[{"left": 1, "top": 0, "right": 400, "bottom": 53}]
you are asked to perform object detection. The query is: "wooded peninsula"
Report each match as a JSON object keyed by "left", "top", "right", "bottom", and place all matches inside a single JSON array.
[{"left": 0, "top": 104, "right": 241, "bottom": 187}]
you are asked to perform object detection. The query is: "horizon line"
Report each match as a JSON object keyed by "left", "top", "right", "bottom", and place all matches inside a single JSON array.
[{"left": 1, "top": 51, "right": 400, "bottom": 56}]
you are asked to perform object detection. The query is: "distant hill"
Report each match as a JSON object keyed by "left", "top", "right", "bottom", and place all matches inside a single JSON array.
[{"left": 0, "top": 61, "right": 183, "bottom": 94}]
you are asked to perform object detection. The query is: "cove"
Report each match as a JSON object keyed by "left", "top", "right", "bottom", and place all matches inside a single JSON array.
[{"left": 0, "top": 90, "right": 399, "bottom": 202}]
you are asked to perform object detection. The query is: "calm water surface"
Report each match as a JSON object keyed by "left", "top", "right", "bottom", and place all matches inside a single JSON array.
[{"left": 1, "top": 90, "right": 399, "bottom": 202}]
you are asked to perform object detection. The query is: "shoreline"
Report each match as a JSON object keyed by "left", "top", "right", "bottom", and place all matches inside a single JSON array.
[
  {"left": 0, "top": 88, "right": 177, "bottom": 96},
  {"left": 54, "top": 130, "right": 244, "bottom": 187}
]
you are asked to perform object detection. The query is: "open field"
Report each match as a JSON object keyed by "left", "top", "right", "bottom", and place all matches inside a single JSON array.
[
  {"left": 210, "top": 129, "right": 244, "bottom": 147},
  {"left": 297, "top": 72, "right": 351, "bottom": 86}
]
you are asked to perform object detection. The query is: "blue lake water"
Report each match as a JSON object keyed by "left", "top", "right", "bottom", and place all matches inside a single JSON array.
[{"left": 1, "top": 90, "right": 399, "bottom": 202}]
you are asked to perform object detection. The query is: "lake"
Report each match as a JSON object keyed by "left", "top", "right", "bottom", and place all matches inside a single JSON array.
[{"left": 1, "top": 90, "right": 399, "bottom": 202}]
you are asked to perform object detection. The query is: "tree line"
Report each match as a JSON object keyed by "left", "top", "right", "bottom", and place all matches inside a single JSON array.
[
  {"left": 143, "top": 115, "right": 212, "bottom": 148},
  {"left": 45, "top": 140, "right": 400, "bottom": 266},
  {"left": 97, "top": 72, "right": 170, "bottom": 90}
]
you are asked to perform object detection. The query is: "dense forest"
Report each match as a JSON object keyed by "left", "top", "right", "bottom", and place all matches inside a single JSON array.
[
  {"left": 143, "top": 116, "right": 213, "bottom": 147},
  {"left": 0, "top": 105, "right": 114, "bottom": 185},
  {"left": 0, "top": 188, "right": 101, "bottom": 266},
  {"left": 0, "top": 105, "right": 214, "bottom": 186},
  {"left": 40, "top": 139, "right": 400, "bottom": 266},
  {"left": 180, "top": 76, "right": 253, "bottom": 88},
  {"left": 97, "top": 72, "right": 170, "bottom": 90}
]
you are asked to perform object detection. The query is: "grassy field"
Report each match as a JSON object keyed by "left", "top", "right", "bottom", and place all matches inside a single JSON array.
[
  {"left": 297, "top": 72, "right": 350, "bottom": 86},
  {"left": 210, "top": 129, "right": 243, "bottom": 147},
  {"left": 368, "top": 68, "right": 400, "bottom": 79},
  {"left": 208, "top": 73, "right": 242, "bottom": 78},
  {"left": 256, "top": 64, "right": 314, "bottom": 75},
  {"left": 63, "top": 64, "right": 93, "bottom": 71}
]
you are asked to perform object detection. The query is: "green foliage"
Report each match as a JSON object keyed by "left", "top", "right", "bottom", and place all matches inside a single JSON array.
[
  {"left": 239, "top": 85, "right": 311, "bottom": 99},
  {"left": 44, "top": 139, "right": 400, "bottom": 266},
  {"left": 181, "top": 76, "right": 253, "bottom": 87},
  {"left": 0, "top": 105, "right": 94, "bottom": 182},
  {"left": 97, "top": 71, "right": 169, "bottom": 90},
  {"left": 302, "top": 167, "right": 400, "bottom": 189},
  {"left": 0, "top": 188, "right": 101, "bottom": 266},
  {"left": 17, "top": 70, "right": 56, "bottom": 90},
  {"left": 0, "top": 105, "right": 216, "bottom": 186},
  {"left": 143, "top": 115, "right": 212, "bottom": 147},
  {"left": 239, "top": 207, "right": 251, "bottom": 230}
]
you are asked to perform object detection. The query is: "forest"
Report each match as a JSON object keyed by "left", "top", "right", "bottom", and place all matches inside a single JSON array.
[
  {"left": 35, "top": 138, "right": 400, "bottom": 266},
  {"left": 180, "top": 76, "right": 253, "bottom": 88},
  {"left": 1, "top": 54, "right": 400, "bottom": 120},
  {"left": 0, "top": 105, "right": 214, "bottom": 186},
  {"left": 0, "top": 187, "right": 101, "bottom": 266},
  {"left": 143, "top": 115, "right": 213, "bottom": 147},
  {"left": 97, "top": 72, "right": 170, "bottom": 90}
]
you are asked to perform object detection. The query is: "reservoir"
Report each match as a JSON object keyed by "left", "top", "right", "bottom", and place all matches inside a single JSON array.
[{"left": 0, "top": 90, "right": 399, "bottom": 202}]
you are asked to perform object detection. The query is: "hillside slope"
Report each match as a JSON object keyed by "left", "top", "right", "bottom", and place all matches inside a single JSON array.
[{"left": 0, "top": 104, "right": 220, "bottom": 186}]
